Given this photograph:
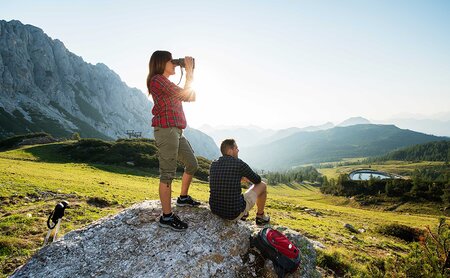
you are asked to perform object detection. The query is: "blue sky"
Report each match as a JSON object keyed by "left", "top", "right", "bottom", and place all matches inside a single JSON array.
[{"left": 2, "top": 0, "right": 450, "bottom": 129}]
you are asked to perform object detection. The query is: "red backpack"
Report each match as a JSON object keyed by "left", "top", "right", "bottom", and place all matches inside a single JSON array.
[{"left": 250, "top": 228, "right": 301, "bottom": 277}]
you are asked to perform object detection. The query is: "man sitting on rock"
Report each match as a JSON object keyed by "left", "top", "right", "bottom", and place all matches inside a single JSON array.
[{"left": 209, "top": 139, "right": 270, "bottom": 225}]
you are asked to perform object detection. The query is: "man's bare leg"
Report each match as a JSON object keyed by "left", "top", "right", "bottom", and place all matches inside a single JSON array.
[{"left": 250, "top": 182, "right": 267, "bottom": 215}]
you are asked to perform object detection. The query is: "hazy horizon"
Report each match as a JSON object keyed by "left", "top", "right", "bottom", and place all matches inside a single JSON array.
[
  {"left": 196, "top": 114, "right": 450, "bottom": 130},
  {"left": 2, "top": 1, "right": 450, "bottom": 130}
]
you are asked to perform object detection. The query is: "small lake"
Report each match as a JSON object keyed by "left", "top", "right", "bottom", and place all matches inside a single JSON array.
[{"left": 349, "top": 170, "right": 391, "bottom": 181}]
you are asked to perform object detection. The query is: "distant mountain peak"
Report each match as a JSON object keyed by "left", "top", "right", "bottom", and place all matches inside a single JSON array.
[{"left": 337, "top": 117, "right": 371, "bottom": 127}]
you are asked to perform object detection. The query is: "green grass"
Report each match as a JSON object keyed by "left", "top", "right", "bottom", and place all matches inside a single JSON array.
[{"left": 0, "top": 144, "right": 448, "bottom": 277}]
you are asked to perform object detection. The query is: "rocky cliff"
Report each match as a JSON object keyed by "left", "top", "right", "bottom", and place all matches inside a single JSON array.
[
  {"left": 0, "top": 20, "right": 219, "bottom": 159},
  {"left": 11, "top": 200, "right": 319, "bottom": 278}
]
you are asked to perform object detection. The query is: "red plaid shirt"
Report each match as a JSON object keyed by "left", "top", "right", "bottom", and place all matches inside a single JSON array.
[{"left": 149, "top": 74, "right": 194, "bottom": 129}]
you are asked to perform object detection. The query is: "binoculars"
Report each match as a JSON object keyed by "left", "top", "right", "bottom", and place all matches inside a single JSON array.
[{"left": 172, "top": 58, "right": 195, "bottom": 69}]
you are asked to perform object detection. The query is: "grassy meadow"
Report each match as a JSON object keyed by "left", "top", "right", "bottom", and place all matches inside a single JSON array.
[{"left": 0, "top": 143, "right": 447, "bottom": 277}]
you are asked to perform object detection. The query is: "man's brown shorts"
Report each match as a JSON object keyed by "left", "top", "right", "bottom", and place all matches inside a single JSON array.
[{"left": 234, "top": 189, "right": 258, "bottom": 221}]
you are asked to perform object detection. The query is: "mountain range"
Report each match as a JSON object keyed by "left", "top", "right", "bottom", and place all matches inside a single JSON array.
[
  {"left": 199, "top": 117, "right": 373, "bottom": 148},
  {"left": 199, "top": 121, "right": 335, "bottom": 148},
  {"left": 239, "top": 124, "right": 449, "bottom": 170},
  {"left": 2, "top": 20, "right": 449, "bottom": 167},
  {"left": 380, "top": 117, "right": 450, "bottom": 137},
  {"left": 0, "top": 20, "right": 220, "bottom": 159},
  {"left": 199, "top": 116, "right": 450, "bottom": 170}
]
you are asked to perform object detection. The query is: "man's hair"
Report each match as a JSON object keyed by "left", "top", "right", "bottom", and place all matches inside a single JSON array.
[{"left": 220, "top": 139, "right": 236, "bottom": 155}]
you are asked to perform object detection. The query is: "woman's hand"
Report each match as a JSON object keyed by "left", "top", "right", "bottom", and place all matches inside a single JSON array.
[
  {"left": 181, "top": 56, "right": 195, "bottom": 101},
  {"left": 184, "top": 56, "right": 194, "bottom": 80}
]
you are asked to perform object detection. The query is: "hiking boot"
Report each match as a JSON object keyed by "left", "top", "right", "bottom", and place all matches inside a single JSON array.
[
  {"left": 158, "top": 213, "right": 188, "bottom": 231},
  {"left": 176, "top": 195, "right": 200, "bottom": 207},
  {"left": 255, "top": 214, "right": 270, "bottom": 226},
  {"left": 240, "top": 212, "right": 249, "bottom": 221}
]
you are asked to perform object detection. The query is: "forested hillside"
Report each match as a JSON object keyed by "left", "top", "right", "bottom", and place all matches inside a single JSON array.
[{"left": 366, "top": 141, "right": 450, "bottom": 162}]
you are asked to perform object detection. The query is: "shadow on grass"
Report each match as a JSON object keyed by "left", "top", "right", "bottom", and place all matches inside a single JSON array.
[
  {"left": 298, "top": 183, "right": 314, "bottom": 191},
  {"left": 22, "top": 143, "right": 71, "bottom": 163},
  {"left": 22, "top": 143, "right": 160, "bottom": 179}
]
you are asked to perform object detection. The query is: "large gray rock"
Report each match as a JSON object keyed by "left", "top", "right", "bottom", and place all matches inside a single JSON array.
[
  {"left": 0, "top": 20, "right": 219, "bottom": 159},
  {"left": 11, "top": 200, "right": 319, "bottom": 278}
]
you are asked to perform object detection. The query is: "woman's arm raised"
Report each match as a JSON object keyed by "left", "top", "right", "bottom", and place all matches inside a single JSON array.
[{"left": 181, "top": 56, "right": 196, "bottom": 102}]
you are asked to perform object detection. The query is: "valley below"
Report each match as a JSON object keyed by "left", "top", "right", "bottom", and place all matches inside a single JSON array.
[{"left": 1, "top": 142, "right": 448, "bottom": 277}]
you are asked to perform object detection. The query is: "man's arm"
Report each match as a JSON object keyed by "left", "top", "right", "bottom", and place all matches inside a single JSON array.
[{"left": 239, "top": 160, "right": 261, "bottom": 185}]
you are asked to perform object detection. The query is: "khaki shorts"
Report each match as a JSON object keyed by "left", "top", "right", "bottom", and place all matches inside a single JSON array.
[
  {"left": 154, "top": 127, "right": 198, "bottom": 184},
  {"left": 234, "top": 189, "right": 258, "bottom": 221}
]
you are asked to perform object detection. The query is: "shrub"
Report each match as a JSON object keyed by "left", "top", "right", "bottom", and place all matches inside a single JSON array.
[
  {"left": 194, "top": 167, "right": 209, "bottom": 182},
  {"left": 74, "top": 138, "right": 112, "bottom": 149},
  {"left": 377, "top": 223, "right": 424, "bottom": 242},
  {"left": 111, "top": 141, "right": 157, "bottom": 157},
  {"left": 367, "top": 246, "right": 436, "bottom": 277},
  {"left": 60, "top": 138, "right": 212, "bottom": 181},
  {"left": 316, "top": 250, "right": 351, "bottom": 276},
  {"left": 62, "top": 138, "right": 112, "bottom": 161},
  {"left": 195, "top": 156, "right": 211, "bottom": 182},
  {"left": 420, "top": 217, "right": 450, "bottom": 276},
  {"left": 0, "top": 132, "right": 52, "bottom": 150},
  {"left": 134, "top": 154, "right": 159, "bottom": 168},
  {"left": 116, "top": 138, "right": 156, "bottom": 144},
  {"left": 368, "top": 219, "right": 450, "bottom": 277},
  {"left": 71, "top": 132, "right": 81, "bottom": 141}
]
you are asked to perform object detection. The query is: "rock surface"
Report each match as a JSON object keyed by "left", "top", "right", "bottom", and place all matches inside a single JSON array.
[
  {"left": 11, "top": 200, "right": 319, "bottom": 278},
  {"left": 0, "top": 20, "right": 219, "bottom": 159}
]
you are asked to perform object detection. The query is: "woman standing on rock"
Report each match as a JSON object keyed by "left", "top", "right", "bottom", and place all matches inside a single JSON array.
[{"left": 147, "top": 50, "right": 200, "bottom": 231}]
